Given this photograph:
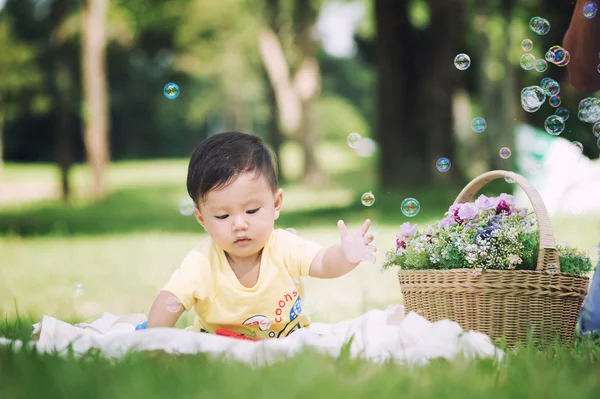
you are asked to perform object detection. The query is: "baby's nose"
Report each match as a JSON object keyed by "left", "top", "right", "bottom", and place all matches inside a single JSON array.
[{"left": 233, "top": 214, "right": 248, "bottom": 229}]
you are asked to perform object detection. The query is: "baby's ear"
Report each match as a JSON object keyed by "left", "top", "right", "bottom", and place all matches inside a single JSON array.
[
  {"left": 193, "top": 206, "right": 205, "bottom": 226},
  {"left": 274, "top": 188, "right": 284, "bottom": 219}
]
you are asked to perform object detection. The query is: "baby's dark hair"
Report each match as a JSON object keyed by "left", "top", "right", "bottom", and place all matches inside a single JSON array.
[{"left": 186, "top": 131, "right": 278, "bottom": 204}]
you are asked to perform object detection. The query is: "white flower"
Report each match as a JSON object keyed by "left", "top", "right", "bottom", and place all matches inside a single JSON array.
[
  {"left": 507, "top": 254, "right": 522, "bottom": 265},
  {"left": 466, "top": 253, "right": 478, "bottom": 263}
]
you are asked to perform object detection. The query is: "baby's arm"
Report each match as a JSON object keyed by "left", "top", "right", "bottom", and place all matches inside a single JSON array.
[
  {"left": 309, "top": 219, "right": 376, "bottom": 279},
  {"left": 563, "top": 0, "right": 600, "bottom": 93},
  {"left": 146, "top": 290, "right": 186, "bottom": 328}
]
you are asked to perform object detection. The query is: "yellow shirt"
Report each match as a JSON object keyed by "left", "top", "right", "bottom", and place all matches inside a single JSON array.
[{"left": 162, "top": 228, "right": 323, "bottom": 340}]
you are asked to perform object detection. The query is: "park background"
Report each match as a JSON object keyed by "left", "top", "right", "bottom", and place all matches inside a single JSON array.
[{"left": 0, "top": 1, "right": 600, "bottom": 397}]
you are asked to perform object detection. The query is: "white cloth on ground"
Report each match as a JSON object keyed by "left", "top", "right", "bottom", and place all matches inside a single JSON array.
[{"left": 0, "top": 305, "right": 503, "bottom": 366}]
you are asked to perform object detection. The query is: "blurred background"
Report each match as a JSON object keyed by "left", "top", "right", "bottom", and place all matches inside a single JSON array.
[{"left": 0, "top": 0, "right": 599, "bottom": 325}]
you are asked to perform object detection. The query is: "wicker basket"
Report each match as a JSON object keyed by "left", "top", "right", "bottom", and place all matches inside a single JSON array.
[{"left": 397, "top": 170, "right": 590, "bottom": 345}]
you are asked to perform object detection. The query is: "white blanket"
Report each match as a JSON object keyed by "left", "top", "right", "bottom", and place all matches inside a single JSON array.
[{"left": 0, "top": 305, "right": 503, "bottom": 366}]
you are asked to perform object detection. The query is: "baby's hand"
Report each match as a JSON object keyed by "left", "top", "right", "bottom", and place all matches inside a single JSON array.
[{"left": 338, "top": 219, "right": 377, "bottom": 264}]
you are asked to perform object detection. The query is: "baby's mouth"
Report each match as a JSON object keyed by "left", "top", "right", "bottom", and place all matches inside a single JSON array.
[{"left": 234, "top": 237, "right": 251, "bottom": 244}]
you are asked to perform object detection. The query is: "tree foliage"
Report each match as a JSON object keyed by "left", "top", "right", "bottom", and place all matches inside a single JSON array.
[{"left": 0, "top": 16, "right": 48, "bottom": 121}]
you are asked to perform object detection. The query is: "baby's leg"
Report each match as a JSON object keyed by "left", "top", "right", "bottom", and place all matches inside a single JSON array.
[{"left": 578, "top": 242, "right": 600, "bottom": 336}]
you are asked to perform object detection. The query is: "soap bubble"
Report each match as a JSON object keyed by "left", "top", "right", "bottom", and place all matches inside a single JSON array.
[
  {"left": 521, "top": 92, "right": 542, "bottom": 112},
  {"left": 545, "top": 45, "right": 570, "bottom": 67},
  {"left": 499, "top": 147, "right": 512, "bottom": 159},
  {"left": 360, "top": 192, "right": 375, "bottom": 207},
  {"left": 544, "top": 115, "right": 565, "bottom": 135},
  {"left": 578, "top": 97, "right": 600, "bottom": 123},
  {"left": 557, "top": 50, "right": 570, "bottom": 67},
  {"left": 549, "top": 95, "right": 561, "bottom": 107},
  {"left": 166, "top": 296, "right": 183, "bottom": 313},
  {"left": 593, "top": 121, "right": 600, "bottom": 138},
  {"left": 354, "top": 137, "right": 376, "bottom": 157},
  {"left": 454, "top": 53, "right": 471, "bottom": 70},
  {"left": 597, "top": 64, "right": 600, "bottom": 73},
  {"left": 568, "top": 200, "right": 587, "bottom": 217},
  {"left": 347, "top": 132, "right": 362, "bottom": 148},
  {"left": 505, "top": 176, "right": 516, "bottom": 184},
  {"left": 534, "top": 59, "right": 548, "bottom": 72},
  {"left": 401, "top": 198, "right": 420, "bottom": 217},
  {"left": 556, "top": 51, "right": 570, "bottom": 67},
  {"left": 436, "top": 157, "right": 451, "bottom": 172},
  {"left": 520, "top": 53, "right": 536, "bottom": 70},
  {"left": 163, "top": 82, "right": 180, "bottom": 99},
  {"left": 521, "top": 86, "right": 545, "bottom": 112},
  {"left": 571, "top": 141, "right": 584, "bottom": 153},
  {"left": 526, "top": 85, "right": 546, "bottom": 103},
  {"left": 555, "top": 107, "right": 570, "bottom": 121},
  {"left": 541, "top": 78, "right": 560, "bottom": 96},
  {"left": 540, "top": 77, "right": 551, "bottom": 87},
  {"left": 471, "top": 117, "right": 487, "bottom": 133},
  {"left": 74, "top": 282, "right": 85, "bottom": 297},
  {"left": 521, "top": 39, "right": 533, "bottom": 51},
  {"left": 179, "top": 197, "right": 195, "bottom": 216},
  {"left": 529, "top": 17, "right": 550, "bottom": 35},
  {"left": 584, "top": 1, "right": 598, "bottom": 19},
  {"left": 550, "top": 47, "right": 565, "bottom": 64}
]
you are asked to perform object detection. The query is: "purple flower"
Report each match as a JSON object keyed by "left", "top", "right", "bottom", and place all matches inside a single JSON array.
[
  {"left": 474, "top": 194, "right": 499, "bottom": 211},
  {"left": 477, "top": 225, "right": 497, "bottom": 240},
  {"left": 397, "top": 222, "right": 418, "bottom": 238},
  {"left": 498, "top": 193, "right": 515, "bottom": 206},
  {"left": 438, "top": 217, "right": 454, "bottom": 228},
  {"left": 457, "top": 203, "right": 480, "bottom": 221},
  {"left": 447, "top": 204, "right": 461, "bottom": 215},
  {"left": 495, "top": 199, "right": 511, "bottom": 215},
  {"left": 448, "top": 204, "right": 463, "bottom": 223},
  {"left": 396, "top": 238, "right": 407, "bottom": 251}
]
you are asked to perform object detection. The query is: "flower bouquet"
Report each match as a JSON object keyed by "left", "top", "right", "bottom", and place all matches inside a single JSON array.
[
  {"left": 386, "top": 170, "right": 591, "bottom": 346},
  {"left": 383, "top": 193, "right": 593, "bottom": 276}
]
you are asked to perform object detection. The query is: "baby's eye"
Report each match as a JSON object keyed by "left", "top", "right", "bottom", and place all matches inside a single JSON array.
[
  {"left": 247, "top": 208, "right": 261, "bottom": 214},
  {"left": 215, "top": 214, "right": 229, "bottom": 220}
]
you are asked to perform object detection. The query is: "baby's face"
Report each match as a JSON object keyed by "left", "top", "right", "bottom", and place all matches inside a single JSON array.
[{"left": 195, "top": 172, "right": 283, "bottom": 260}]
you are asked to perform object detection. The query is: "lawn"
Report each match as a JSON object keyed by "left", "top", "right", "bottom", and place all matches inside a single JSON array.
[{"left": 1, "top": 141, "right": 599, "bottom": 398}]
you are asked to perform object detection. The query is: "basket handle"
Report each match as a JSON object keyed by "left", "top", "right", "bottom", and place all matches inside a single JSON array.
[{"left": 453, "top": 170, "right": 560, "bottom": 273}]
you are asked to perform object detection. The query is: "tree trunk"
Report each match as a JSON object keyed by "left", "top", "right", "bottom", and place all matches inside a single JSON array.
[
  {"left": 0, "top": 106, "right": 4, "bottom": 181},
  {"left": 418, "top": 0, "right": 466, "bottom": 185},
  {"left": 81, "top": 0, "right": 110, "bottom": 200},
  {"left": 263, "top": 0, "right": 284, "bottom": 183},
  {"left": 265, "top": 71, "right": 284, "bottom": 182},
  {"left": 375, "top": 0, "right": 420, "bottom": 189},
  {"left": 499, "top": 1, "right": 517, "bottom": 172},
  {"left": 293, "top": 0, "right": 323, "bottom": 186},
  {"left": 52, "top": 0, "right": 74, "bottom": 204},
  {"left": 476, "top": 1, "right": 517, "bottom": 171},
  {"left": 259, "top": 0, "right": 324, "bottom": 187},
  {"left": 375, "top": 0, "right": 466, "bottom": 190}
]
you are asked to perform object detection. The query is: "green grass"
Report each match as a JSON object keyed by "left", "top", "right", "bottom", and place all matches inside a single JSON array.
[
  {"left": 0, "top": 330, "right": 599, "bottom": 398},
  {"left": 0, "top": 340, "right": 599, "bottom": 398},
  {"left": 1, "top": 142, "right": 599, "bottom": 398}
]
